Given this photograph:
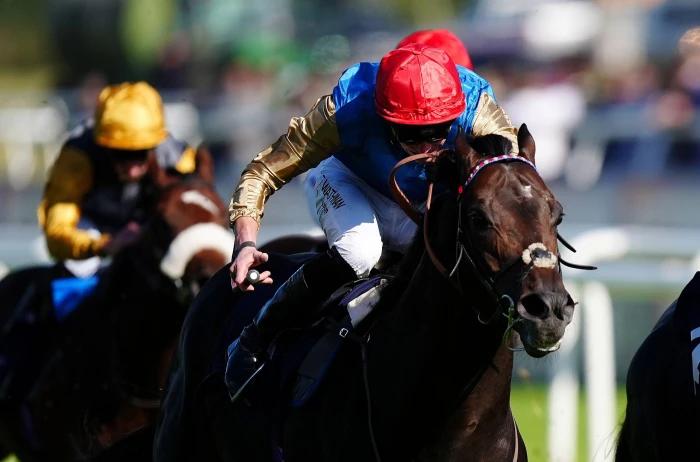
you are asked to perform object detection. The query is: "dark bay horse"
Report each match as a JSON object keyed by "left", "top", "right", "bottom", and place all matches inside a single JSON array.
[
  {"left": 0, "top": 149, "right": 233, "bottom": 461},
  {"left": 616, "top": 272, "right": 700, "bottom": 461},
  {"left": 155, "top": 126, "right": 576, "bottom": 462}
]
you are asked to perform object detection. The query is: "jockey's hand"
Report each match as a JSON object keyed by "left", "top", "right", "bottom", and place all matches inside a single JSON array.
[
  {"left": 102, "top": 222, "right": 142, "bottom": 256},
  {"left": 230, "top": 245, "right": 272, "bottom": 292}
]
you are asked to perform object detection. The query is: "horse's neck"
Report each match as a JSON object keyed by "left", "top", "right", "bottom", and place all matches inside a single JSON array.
[
  {"left": 416, "top": 344, "right": 517, "bottom": 461},
  {"left": 369, "top": 249, "right": 507, "bottom": 449}
]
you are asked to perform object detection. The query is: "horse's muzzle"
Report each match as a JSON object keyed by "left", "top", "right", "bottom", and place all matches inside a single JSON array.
[{"left": 515, "top": 290, "right": 575, "bottom": 356}]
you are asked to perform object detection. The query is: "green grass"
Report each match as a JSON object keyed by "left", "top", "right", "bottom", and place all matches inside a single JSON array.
[{"left": 511, "top": 382, "right": 627, "bottom": 462}]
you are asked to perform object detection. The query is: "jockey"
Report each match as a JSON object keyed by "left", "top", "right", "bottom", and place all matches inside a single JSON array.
[
  {"left": 38, "top": 82, "right": 197, "bottom": 275},
  {"left": 396, "top": 28, "right": 474, "bottom": 70},
  {"left": 225, "top": 44, "right": 517, "bottom": 400}
]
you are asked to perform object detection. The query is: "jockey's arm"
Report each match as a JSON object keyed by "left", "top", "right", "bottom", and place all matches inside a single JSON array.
[
  {"left": 228, "top": 95, "right": 341, "bottom": 229},
  {"left": 470, "top": 92, "right": 519, "bottom": 153},
  {"left": 37, "top": 146, "right": 110, "bottom": 260},
  {"left": 227, "top": 95, "right": 340, "bottom": 290},
  {"left": 173, "top": 145, "right": 197, "bottom": 174}
]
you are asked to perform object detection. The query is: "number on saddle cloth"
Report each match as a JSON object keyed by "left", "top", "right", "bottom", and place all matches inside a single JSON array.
[{"left": 290, "top": 275, "right": 388, "bottom": 407}]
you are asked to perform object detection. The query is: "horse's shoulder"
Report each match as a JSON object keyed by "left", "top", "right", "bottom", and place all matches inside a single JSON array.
[
  {"left": 626, "top": 273, "right": 700, "bottom": 397},
  {"left": 179, "top": 266, "right": 237, "bottom": 359}
]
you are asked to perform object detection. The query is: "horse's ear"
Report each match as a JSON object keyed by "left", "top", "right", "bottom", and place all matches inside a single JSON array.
[
  {"left": 517, "top": 124, "right": 536, "bottom": 164},
  {"left": 147, "top": 150, "right": 171, "bottom": 188},
  {"left": 194, "top": 146, "right": 215, "bottom": 184},
  {"left": 454, "top": 127, "right": 480, "bottom": 184}
]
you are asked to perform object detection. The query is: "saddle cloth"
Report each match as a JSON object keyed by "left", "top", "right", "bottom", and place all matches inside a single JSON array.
[
  {"left": 290, "top": 275, "right": 388, "bottom": 407},
  {"left": 51, "top": 275, "right": 99, "bottom": 321},
  {"left": 216, "top": 268, "right": 390, "bottom": 410}
]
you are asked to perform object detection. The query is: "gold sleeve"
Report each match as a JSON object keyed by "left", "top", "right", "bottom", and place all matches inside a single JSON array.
[
  {"left": 37, "top": 146, "right": 106, "bottom": 260},
  {"left": 471, "top": 93, "right": 519, "bottom": 154},
  {"left": 174, "top": 146, "right": 197, "bottom": 174},
  {"left": 228, "top": 95, "right": 340, "bottom": 227}
]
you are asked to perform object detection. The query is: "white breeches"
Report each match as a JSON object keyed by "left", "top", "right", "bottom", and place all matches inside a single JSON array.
[{"left": 304, "top": 156, "right": 418, "bottom": 277}]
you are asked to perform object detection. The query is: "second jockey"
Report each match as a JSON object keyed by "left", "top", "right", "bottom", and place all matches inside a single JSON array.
[
  {"left": 396, "top": 28, "right": 474, "bottom": 70},
  {"left": 38, "top": 82, "right": 197, "bottom": 276},
  {"left": 225, "top": 44, "right": 518, "bottom": 400}
]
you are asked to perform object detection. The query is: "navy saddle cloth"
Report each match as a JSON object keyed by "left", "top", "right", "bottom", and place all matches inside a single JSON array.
[{"left": 215, "top": 260, "right": 388, "bottom": 408}]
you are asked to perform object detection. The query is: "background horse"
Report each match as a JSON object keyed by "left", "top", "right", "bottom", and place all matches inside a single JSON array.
[
  {"left": 616, "top": 272, "right": 700, "bottom": 461},
  {"left": 155, "top": 126, "right": 576, "bottom": 462},
  {"left": 0, "top": 149, "right": 233, "bottom": 461}
]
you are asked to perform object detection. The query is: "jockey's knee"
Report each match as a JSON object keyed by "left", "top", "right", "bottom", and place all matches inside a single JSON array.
[
  {"left": 333, "top": 240, "right": 382, "bottom": 278},
  {"left": 303, "top": 246, "right": 357, "bottom": 289}
]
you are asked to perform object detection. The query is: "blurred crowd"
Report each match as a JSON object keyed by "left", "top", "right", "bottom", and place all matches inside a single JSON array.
[{"left": 2, "top": 0, "right": 700, "bottom": 223}]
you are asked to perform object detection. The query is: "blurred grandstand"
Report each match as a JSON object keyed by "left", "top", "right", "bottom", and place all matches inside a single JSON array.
[{"left": 1, "top": 1, "right": 700, "bottom": 460}]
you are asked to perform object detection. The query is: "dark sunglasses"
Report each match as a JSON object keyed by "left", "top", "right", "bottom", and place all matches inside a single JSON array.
[
  {"left": 105, "top": 148, "right": 150, "bottom": 163},
  {"left": 390, "top": 121, "right": 453, "bottom": 144}
]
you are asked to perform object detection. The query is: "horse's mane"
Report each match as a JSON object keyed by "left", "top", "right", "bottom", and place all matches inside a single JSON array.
[{"left": 468, "top": 134, "right": 513, "bottom": 158}]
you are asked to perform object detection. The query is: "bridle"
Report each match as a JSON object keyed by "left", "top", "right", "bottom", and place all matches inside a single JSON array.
[
  {"left": 389, "top": 151, "right": 595, "bottom": 330},
  {"left": 365, "top": 151, "right": 588, "bottom": 462}
]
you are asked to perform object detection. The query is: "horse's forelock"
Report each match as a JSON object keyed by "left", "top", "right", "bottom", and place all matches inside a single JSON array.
[
  {"left": 468, "top": 135, "right": 513, "bottom": 159},
  {"left": 449, "top": 134, "right": 516, "bottom": 187}
]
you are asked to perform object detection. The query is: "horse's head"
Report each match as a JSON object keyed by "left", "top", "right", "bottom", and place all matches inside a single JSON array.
[
  {"left": 448, "top": 125, "right": 575, "bottom": 357},
  {"left": 145, "top": 147, "right": 233, "bottom": 295}
]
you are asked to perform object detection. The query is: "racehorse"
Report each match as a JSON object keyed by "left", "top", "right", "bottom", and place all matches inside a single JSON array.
[
  {"left": 0, "top": 148, "right": 233, "bottom": 461},
  {"left": 155, "top": 125, "right": 578, "bottom": 462},
  {"left": 616, "top": 272, "right": 700, "bottom": 461}
]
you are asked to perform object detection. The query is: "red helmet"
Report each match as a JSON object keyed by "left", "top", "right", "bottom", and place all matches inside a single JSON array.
[
  {"left": 375, "top": 44, "right": 465, "bottom": 125},
  {"left": 396, "top": 29, "right": 474, "bottom": 70}
]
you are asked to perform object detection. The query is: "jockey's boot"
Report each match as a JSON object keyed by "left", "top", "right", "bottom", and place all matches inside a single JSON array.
[{"left": 225, "top": 247, "right": 356, "bottom": 403}]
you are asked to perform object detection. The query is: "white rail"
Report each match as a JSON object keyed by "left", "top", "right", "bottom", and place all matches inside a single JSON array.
[{"left": 549, "top": 225, "right": 699, "bottom": 462}]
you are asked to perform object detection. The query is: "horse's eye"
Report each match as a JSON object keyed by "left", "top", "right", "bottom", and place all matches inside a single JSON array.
[
  {"left": 468, "top": 210, "right": 491, "bottom": 230},
  {"left": 554, "top": 212, "right": 565, "bottom": 227}
]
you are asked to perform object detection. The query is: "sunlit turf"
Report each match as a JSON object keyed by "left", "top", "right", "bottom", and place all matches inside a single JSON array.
[{"left": 511, "top": 382, "right": 628, "bottom": 462}]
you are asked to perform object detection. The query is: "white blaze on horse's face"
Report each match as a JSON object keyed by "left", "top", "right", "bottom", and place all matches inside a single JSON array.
[
  {"left": 521, "top": 185, "right": 533, "bottom": 199},
  {"left": 181, "top": 190, "right": 221, "bottom": 216}
]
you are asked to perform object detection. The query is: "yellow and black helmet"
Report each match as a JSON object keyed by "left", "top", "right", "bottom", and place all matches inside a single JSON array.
[{"left": 93, "top": 81, "right": 167, "bottom": 151}]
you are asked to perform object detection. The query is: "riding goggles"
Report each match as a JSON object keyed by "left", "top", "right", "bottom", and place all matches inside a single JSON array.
[
  {"left": 390, "top": 121, "right": 454, "bottom": 144},
  {"left": 104, "top": 148, "right": 150, "bottom": 163}
]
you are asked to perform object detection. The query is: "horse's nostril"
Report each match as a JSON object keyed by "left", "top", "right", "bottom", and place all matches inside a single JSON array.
[{"left": 520, "top": 294, "right": 550, "bottom": 319}]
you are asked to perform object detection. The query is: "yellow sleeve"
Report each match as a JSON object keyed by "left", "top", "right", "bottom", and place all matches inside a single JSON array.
[
  {"left": 471, "top": 93, "right": 519, "bottom": 154},
  {"left": 174, "top": 146, "right": 197, "bottom": 174},
  {"left": 228, "top": 95, "right": 341, "bottom": 227},
  {"left": 37, "top": 146, "right": 108, "bottom": 260}
]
